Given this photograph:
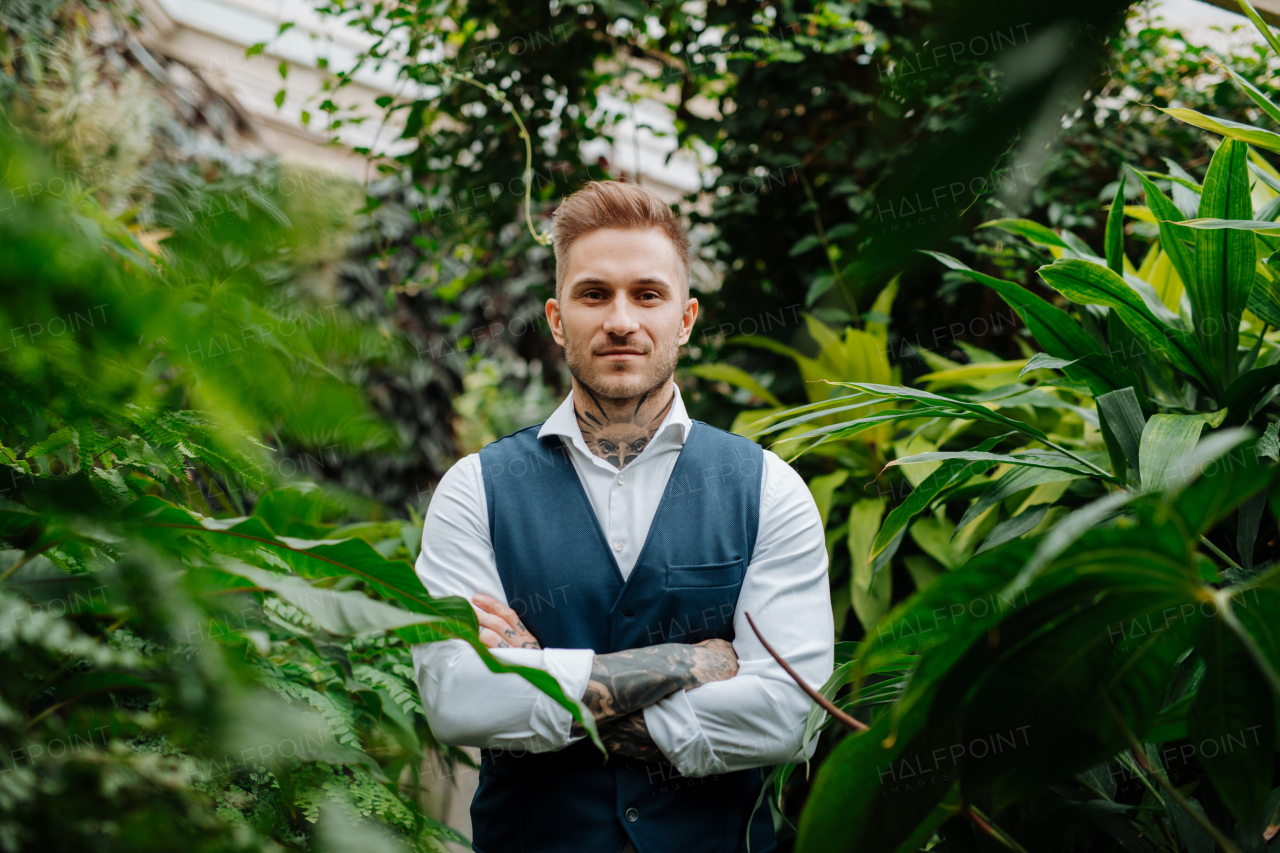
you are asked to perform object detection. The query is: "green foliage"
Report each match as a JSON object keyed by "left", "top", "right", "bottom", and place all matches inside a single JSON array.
[
  {"left": 750, "top": 4, "right": 1280, "bottom": 850},
  {"left": 0, "top": 10, "right": 601, "bottom": 849}
]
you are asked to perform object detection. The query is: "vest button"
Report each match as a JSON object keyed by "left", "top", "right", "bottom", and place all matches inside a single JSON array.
[
  {"left": 625, "top": 807, "right": 639, "bottom": 823},
  {"left": 623, "top": 610, "right": 634, "bottom": 617}
]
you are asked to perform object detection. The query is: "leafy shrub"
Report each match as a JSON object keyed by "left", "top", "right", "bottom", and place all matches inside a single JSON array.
[{"left": 752, "top": 3, "right": 1280, "bottom": 850}]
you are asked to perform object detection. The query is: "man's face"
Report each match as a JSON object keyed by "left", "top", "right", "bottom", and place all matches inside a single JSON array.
[{"left": 548, "top": 227, "right": 697, "bottom": 400}]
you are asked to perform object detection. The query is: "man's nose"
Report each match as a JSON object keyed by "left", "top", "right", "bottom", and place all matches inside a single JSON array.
[{"left": 601, "top": 297, "right": 640, "bottom": 336}]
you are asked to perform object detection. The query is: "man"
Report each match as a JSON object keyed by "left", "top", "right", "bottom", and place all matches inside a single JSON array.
[{"left": 412, "top": 180, "right": 833, "bottom": 853}]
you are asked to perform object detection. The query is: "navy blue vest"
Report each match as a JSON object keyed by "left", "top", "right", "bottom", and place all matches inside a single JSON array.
[{"left": 472, "top": 420, "right": 775, "bottom": 853}]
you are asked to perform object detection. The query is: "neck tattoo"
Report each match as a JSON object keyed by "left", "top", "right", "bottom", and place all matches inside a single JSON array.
[{"left": 575, "top": 385, "right": 676, "bottom": 469}]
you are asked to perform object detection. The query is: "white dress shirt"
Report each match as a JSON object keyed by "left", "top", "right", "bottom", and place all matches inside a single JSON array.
[{"left": 411, "top": 386, "right": 833, "bottom": 778}]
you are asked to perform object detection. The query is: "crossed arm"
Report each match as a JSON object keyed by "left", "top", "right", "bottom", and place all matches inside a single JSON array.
[{"left": 473, "top": 593, "right": 738, "bottom": 762}]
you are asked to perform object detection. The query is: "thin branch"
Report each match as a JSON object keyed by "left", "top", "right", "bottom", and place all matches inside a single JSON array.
[
  {"left": 1199, "top": 536, "right": 1245, "bottom": 573},
  {"left": 438, "top": 70, "right": 552, "bottom": 247},
  {"left": 967, "top": 807, "right": 1032, "bottom": 853},
  {"left": 745, "top": 612, "right": 868, "bottom": 732}
]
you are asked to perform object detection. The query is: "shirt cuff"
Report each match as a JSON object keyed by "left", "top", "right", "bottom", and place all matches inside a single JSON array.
[
  {"left": 643, "top": 689, "right": 728, "bottom": 778},
  {"left": 491, "top": 647, "right": 595, "bottom": 747}
]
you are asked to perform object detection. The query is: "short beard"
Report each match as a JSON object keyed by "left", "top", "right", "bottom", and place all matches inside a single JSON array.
[{"left": 564, "top": 329, "right": 681, "bottom": 402}]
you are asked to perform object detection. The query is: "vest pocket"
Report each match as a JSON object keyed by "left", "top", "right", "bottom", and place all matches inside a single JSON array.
[{"left": 666, "top": 559, "right": 744, "bottom": 589}]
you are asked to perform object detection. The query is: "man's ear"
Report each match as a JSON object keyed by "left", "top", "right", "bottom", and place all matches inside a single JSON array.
[
  {"left": 546, "top": 297, "right": 565, "bottom": 346},
  {"left": 677, "top": 297, "right": 699, "bottom": 345}
]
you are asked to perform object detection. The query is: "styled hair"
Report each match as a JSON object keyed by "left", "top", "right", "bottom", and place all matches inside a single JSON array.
[{"left": 551, "top": 180, "right": 691, "bottom": 298}]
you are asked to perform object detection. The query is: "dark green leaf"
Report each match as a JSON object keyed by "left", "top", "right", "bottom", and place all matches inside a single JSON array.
[
  {"left": 1189, "top": 615, "right": 1276, "bottom": 829},
  {"left": 1221, "top": 364, "right": 1280, "bottom": 422},
  {"left": 1096, "top": 387, "right": 1146, "bottom": 479},
  {"left": 976, "top": 504, "right": 1049, "bottom": 554},
  {"left": 1106, "top": 174, "right": 1127, "bottom": 276}
]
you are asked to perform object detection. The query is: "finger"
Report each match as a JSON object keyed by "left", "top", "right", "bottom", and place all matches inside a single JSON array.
[
  {"left": 476, "top": 610, "right": 517, "bottom": 640},
  {"left": 489, "top": 600, "right": 525, "bottom": 633},
  {"left": 478, "top": 626, "right": 511, "bottom": 649},
  {"left": 472, "top": 593, "right": 504, "bottom": 615},
  {"left": 474, "top": 595, "right": 535, "bottom": 638}
]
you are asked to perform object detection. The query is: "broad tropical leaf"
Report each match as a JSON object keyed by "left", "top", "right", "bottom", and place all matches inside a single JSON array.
[{"left": 1038, "top": 258, "right": 1219, "bottom": 394}]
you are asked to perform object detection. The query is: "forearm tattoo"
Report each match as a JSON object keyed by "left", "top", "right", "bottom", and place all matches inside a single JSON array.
[
  {"left": 600, "top": 711, "right": 664, "bottom": 762},
  {"left": 577, "top": 644, "right": 701, "bottom": 727},
  {"left": 570, "top": 640, "right": 737, "bottom": 742}
]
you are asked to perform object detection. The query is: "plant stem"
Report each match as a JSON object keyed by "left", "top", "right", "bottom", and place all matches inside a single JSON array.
[
  {"left": 439, "top": 70, "right": 552, "bottom": 247},
  {"left": 1099, "top": 688, "right": 1243, "bottom": 853},
  {"left": 745, "top": 612, "right": 869, "bottom": 731},
  {"left": 1038, "top": 436, "right": 1122, "bottom": 483},
  {"left": 1115, "top": 750, "right": 1164, "bottom": 803},
  {"left": 1198, "top": 535, "right": 1244, "bottom": 572},
  {"left": 967, "top": 806, "right": 1031, "bottom": 853}
]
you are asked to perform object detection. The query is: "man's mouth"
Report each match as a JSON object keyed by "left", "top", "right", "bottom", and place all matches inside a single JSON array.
[{"left": 596, "top": 348, "right": 646, "bottom": 359}]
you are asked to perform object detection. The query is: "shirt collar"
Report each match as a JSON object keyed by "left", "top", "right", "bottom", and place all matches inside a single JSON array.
[{"left": 538, "top": 383, "right": 692, "bottom": 453}]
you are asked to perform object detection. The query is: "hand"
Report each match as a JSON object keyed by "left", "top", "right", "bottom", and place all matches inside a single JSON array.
[
  {"left": 688, "top": 638, "right": 738, "bottom": 687},
  {"left": 473, "top": 593, "right": 541, "bottom": 649}
]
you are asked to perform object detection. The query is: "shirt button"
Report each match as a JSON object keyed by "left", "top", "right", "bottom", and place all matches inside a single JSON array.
[
  {"left": 617, "top": 474, "right": 626, "bottom": 485},
  {"left": 613, "top": 541, "right": 624, "bottom": 552},
  {"left": 625, "top": 807, "right": 639, "bottom": 823}
]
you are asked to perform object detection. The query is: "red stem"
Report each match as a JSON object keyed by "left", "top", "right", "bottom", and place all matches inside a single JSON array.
[{"left": 744, "top": 612, "right": 869, "bottom": 732}]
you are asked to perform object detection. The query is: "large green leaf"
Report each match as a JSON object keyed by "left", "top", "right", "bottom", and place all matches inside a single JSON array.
[
  {"left": 1135, "top": 171, "right": 1197, "bottom": 278},
  {"left": 954, "top": 464, "right": 1092, "bottom": 534},
  {"left": 1237, "top": 0, "right": 1280, "bottom": 57},
  {"left": 1221, "top": 363, "right": 1280, "bottom": 423},
  {"left": 1139, "top": 411, "right": 1226, "bottom": 490},
  {"left": 888, "top": 450, "right": 1107, "bottom": 480},
  {"left": 1189, "top": 615, "right": 1276, "bottom": 830},
  {"left": 128, "top": 497, "right": 458, "bottom": 617},
  {"left": 1096, "top": 386, "right": 1147, "bottom": 479},
  {"left": 126, "top": 496, "right": 603, "bottom": 747},
  {"left": 1222, "top": 64, "right": 1280, "bottom": 127},
  {"left": 858, "top": 540, "right": 1038, "bottom": 708},
  {"left": 795, "top": 709, "right": 927, "bottom": 853},
  {"left": 212, "top": 560, "right": 452, "bottom": 637},
  {"left": 950, "top": 585, "right": 1198, "bottom": 812},
  {"left": 926, "top": 252, "right": 1145, "bottom": 401},
  {"left": 1106, "top": 174, "right": 1127, "bottom": 276},
  {"left": 1191, "top": 139, "right": 1259, "bottom": 385},
  {"left": 1161, "top": 108, "right": 1280, "bottom": 153},
  {"left": 1038, "top": 258, "right": 1220, "bottom": 394}
]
